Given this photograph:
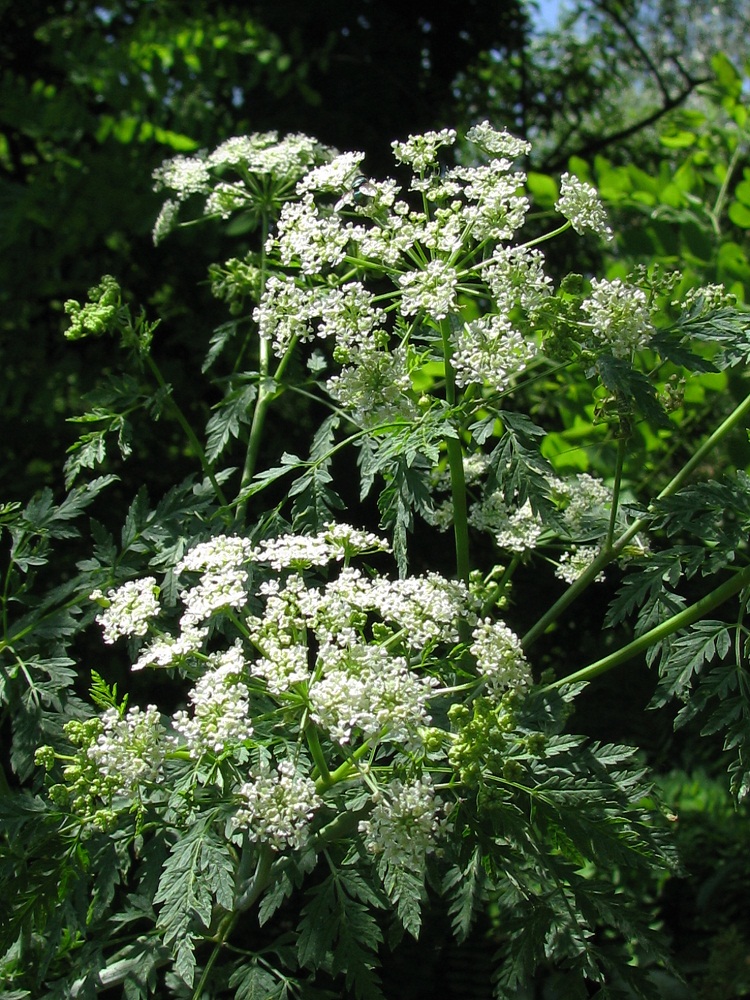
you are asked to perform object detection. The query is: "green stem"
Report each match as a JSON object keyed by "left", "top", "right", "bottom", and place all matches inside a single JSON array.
[
  {"left": 143, "top": 354, "right": 228, "bottom": 508},
  {"left": 605, "top": 433, "right": 626, "bottom": 551},
  {"left": 235, "top": 844, "right": 275, "bottom": 912},
  {"left": 305, "top": 720, "right": 332, "bottom": 786},
  {"left": 549, "top": 562, "right": 750, "bottom": 689},
  {"left": 191, "top": 913, "right": 237, "bottom": 1000},
  {"left": 711, "top": 138, "right": 745, "bottom": 235},
  {"left": 522, "top": 386, "right": 750, "bottom": 650},
  {"left": 440, "top": 319, "right": 471, "bottom": 589},
  {"left": 235, "top": 211, "right": 273, "bottom": 527}
]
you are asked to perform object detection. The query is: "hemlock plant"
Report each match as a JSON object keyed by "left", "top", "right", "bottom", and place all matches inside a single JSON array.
[{"left": 3, "top": 122, "right": 750, "bottom": 998}]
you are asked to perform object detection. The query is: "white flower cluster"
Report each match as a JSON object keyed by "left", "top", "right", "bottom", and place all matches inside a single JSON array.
[
  {"left": 359, "top": 775, "right": 448, "bottom": 875},
  {"left": 297, "top": 151, "right": 365, "bottom": 194},
  {"left": 205, "top": 181, "right": 254, "bottom": 219},
  {"left": 484, "top": 247, "right": 552, "bottom": 317},
  {"left": 316, "top": 282, "right": 387, "bottom": 360},
  {"left": 88, "top": 704, "right": 166, "bottom": 796},
  {"left": 555, "top": 172, "right": 613, "bottom": 241},
  {"left": 399, "top": 259, "right": 459, "bottom": 321},
  {"left": 251, "top": 523, "right": 389, "bottom": 571},
  {"left": 555, "top": 545, "right": 604, "bottom": 585},
  {"left": 326, "top": 346, "right": 417, "bottom": 428},
  {"left": 177, "top": 535, "right": 254, "bottom": 628},
  {"left": 254, "top": 276, "right": 324, "bottom": 356},
  {"left": 251, "top": 639, "right": 310, "bottom": 695},
  {"left": 206, "top": 132, "right": 321, "bottom": 177},
  {"left": 233, "top": 760, "right": 322, "bottom": 851},
  {"left": 152, "top": 155, "right": 211, "bottom": 199},
  {"left": 171, "top": 643, "right": 254, "bottom": 755},
  {"left": 470, "top": 619, "right": 531, "bottom": 693},
  {"left": 469, "top": 494, "right": 544, "bottom": 553},
  {"left": 581, "top": 278, "right": 653, "bottom": 357},
  {"left": 133, "top": 622, "right": 208, "bottom": 672},
  {"left": 274, "top": 194, "right": 350, "bottom": 272},
  {"left": 451, "top": 160, "right": 529, "bottom": 241},
  {"left": 391, "top": 128, "right": 457, "bottom": 171},
  {"left": 151, "top": 132, "right": 331, "bottom": 243},
  {"left": 91, "top": 577, "right": 160, "bottom": 644},
  {"left": 310, "top": 644, "right": 438, "bottom": 746},
  {"left": 368, "top": 573, "right": 473, "bottom": 646},
  {"left": 466, "top": 121, "right": 531, "bottom": 160},
  {"left": 453, "top": 315, "right": 537, "bottom": 391},
  {"left": 553, "top": 473, "right": 612, "bottom": 536}
]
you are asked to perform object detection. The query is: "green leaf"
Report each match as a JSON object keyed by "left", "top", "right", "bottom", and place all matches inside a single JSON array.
[
  {"left": 229, "top": 963, "right": 282, "bottom": 1000},
  {"left": 297, "top": 869, "right": 384, "bottom": 1000},
  {"left": 205, "top": 378, "right": 258, "bottom": 462},
  {"left": 728, "top": 200, "right": 750, "bottom": 229},
  {"left": 154, "top": 823, "right": 235, "bottom": 987},
  {"left": 527, "top": 171, "right": 558, "bottom": 208},
  {"left": 443, "top": 847, "right": 485, "bottom": 943},
  {"left": 659, "top": 128, "right": 696, "bottom": 149}
]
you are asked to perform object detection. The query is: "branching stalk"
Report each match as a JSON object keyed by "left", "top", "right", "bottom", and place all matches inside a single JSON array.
[
  {"left": 549, "top": 562, "right": 750, "bottom": 689},
  {"left": 143, "top": 353, "right": 229, "bottom": 508},
  {"left": 523, "top": 386, "right": 750, "bottom": 649}
]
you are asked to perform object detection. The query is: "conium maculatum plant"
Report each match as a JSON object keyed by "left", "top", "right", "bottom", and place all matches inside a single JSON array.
[{"left": 4, "top": 123, "right": 750, "bottom": 998}]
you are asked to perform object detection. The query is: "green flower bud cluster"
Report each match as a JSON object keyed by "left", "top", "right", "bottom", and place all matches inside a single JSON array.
[
  {"left": 447, "top": 697, "right": 515, "bottom": 785},
  {"left": 64, "top": 276, "right": 123, "bottom": 340},
  {"left": 40, "top": 718, "right": 123, "bottom": 828}
]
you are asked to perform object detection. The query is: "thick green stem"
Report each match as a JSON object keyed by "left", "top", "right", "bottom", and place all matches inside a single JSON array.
[
  {"left": 440, "top": 320, "right": 471, "bottom": 589},
  {"left": 305, "top": 719, "right": 332, "bottom": 786},
  {"left": 235, "top": 211, "right": 273, "bottom": 527},
  {"left": 523, "top": 386, "right": 750, "bottom": 650},
  {"left": 549, "top": 562, "right": 750, "bottom": 689},
  {"left": 605, "top": 434, "right": 626, "bottom": 551}
]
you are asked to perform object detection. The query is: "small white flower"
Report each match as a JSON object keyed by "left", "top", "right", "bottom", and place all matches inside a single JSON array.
[
  {"left": 326, "top": 346, "right": 417, "bottom": 427},
  {"left": 92, "top": 577, "right": 160, "bottom": 644},
  {"left": 399, "top": 259, "right": 459, "bottom": 320},
  {"left": 152, "top": 199, "right": 180, "bottom": 245},
  {"left": 233, "top": 760, "right": 322, "bottom": 852},
  {"left": 171, "top": 642, "right": 254, "bottom": 754},
  {"left": 205, "top": 181, "right": 253, "bottom": 219},
  {"left": 88, "top": 704, "right": 166, "bottom": 795},
  {"left": 469, "top": 494, "right": 544, "bottom": 553},
  {"left": 359, "top": 774, "right": 448, "bottom": 875},
  {"left": 369, "top": 573, "right": 474, "bottom": 646},
  {"left": 250, "top": 524, "right": 388, "bottom": 572},
  {"left": 470, "top": 618, "right": 531, "bottom": 693},
  {"left": 466, "top": 121, "right": 531, "bottom": 160},
  {"left": 177, "top": 536, "right": 253, "bottom": 628},
  {"left": 555, "top": 546, "right": 605, "bottom": 585},
  {"left": 453, "top": 315, "right": 537, "bottom": 390},
  {"left": 273, "top": 194, "right": 349, "bottom": 272},
  {"left": 252, "top": 640, "right": 310, "bottom": 695},
  {"left": 581, "top": 277, "right": 653, "bottom": 357},
  {"left": 449, "top": 161, "right": 529, "bottom": 240},
  {"left": 553, "top": 473, "right": 612, "bottom": 535},
  {"left": 484, "top": 247, "right": 552, "bottom": 317},
  {"left": 556, "top": 172, "right": 613, "bottom": 241},
  {"left": 391, "top": 128, "right": 457, "bottom": 172},
  {"left": 152, "top": 155, "right": 210, "bottom": 199},
  {"left": 132, "top": 623, "right": 208, "bottom": 671},
  {"left": 253, "top": 275, "right": 321, "bottom": 357},
  {"left": 310, "top": 643, "right": 438, "bottom": 747},
  {"left": 296, "top": 151, "right": 365, "bottom": 194},
  {"left": 206, "top": 132, "right": 323, "bottom": 181}
]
